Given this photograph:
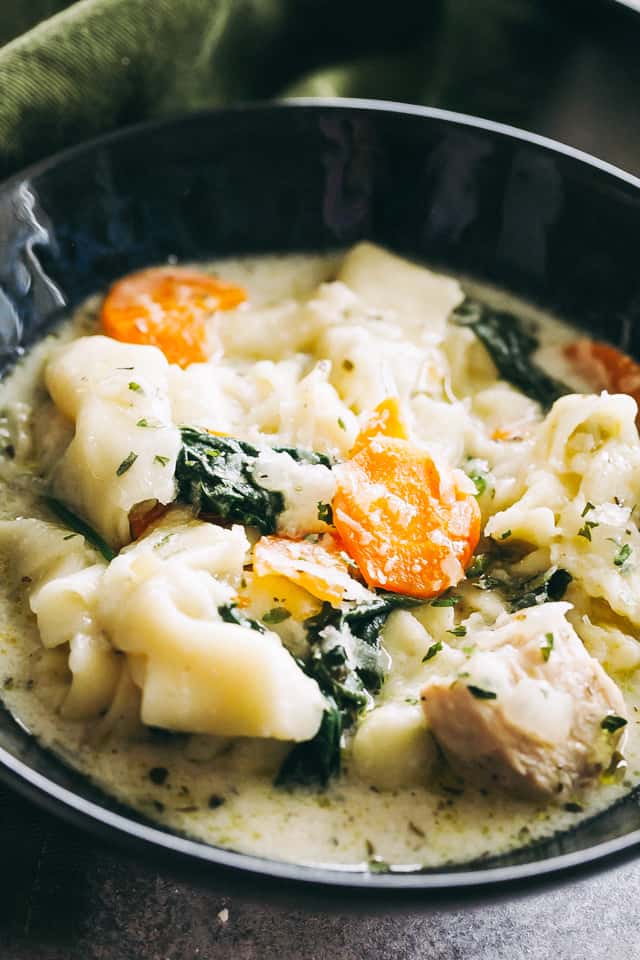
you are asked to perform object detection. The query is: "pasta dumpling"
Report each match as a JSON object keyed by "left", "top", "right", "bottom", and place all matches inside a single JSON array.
[
  {"left": 0, "top": 518, "right": 120, "bottom": 719},
  {"left": 337, "top": 242, "right": 464, "bottom": 342},
  {"left": 96, "top": 511, "right": 326, "bottom": 740},
  {"left": 487, "top": 392, "right": 640, "bottom": 624},
  {"left": 46, "top": 336, "right": 181, "bottom": 547}
]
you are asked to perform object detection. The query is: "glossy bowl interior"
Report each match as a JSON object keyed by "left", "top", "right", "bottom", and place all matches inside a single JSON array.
[{"left": 2, "top": 99, "right": 640, "bottom": 891}]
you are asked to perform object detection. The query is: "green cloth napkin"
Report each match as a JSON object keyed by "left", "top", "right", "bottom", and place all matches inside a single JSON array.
[{"left": 0, "top": 0, "right": 584, "bottom": 180}]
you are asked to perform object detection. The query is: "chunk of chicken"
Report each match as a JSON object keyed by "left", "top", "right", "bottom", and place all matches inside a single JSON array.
[{"left": 421, "top": 603, "right": 627, "bottom": 799}]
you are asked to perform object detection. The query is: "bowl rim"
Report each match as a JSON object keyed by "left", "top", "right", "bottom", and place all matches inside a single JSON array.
[
  {"left": 2, "top": 96, "right": 640, "bottom": 194},
  {"left": 2, "top": 97, "right": 640, "bottom": 891}
]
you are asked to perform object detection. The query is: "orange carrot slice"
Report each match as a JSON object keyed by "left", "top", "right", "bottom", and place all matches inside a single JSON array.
[
  {"left": 101, "top": 265, "right": 246, "bottom": 367},
  {"left": 351, "top": 397, "right": 409, "bottom": 455},
  {"left": 332, "top": 437, "right": 481, "bottom": 598},
  {"left": 253, "top": 534, "right": 361, "bottom": 607},
  {"left": 565, "top": 339, "right": 640, "bottom": 421}
]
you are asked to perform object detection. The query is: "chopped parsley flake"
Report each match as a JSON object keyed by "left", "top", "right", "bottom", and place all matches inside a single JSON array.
[
  {"left": 45, "top": 496, "right": 116, "bottom": 562},
  {"left": 581, "top": 502, "right": 595, "bottom": 517},
  {"left": 614, "top": 543, "right": 632, "bottom": 567},
  {"left": 432, "top": 595, "right": 460, "bottom": 608},
  {"left": 63, "top": 533, "right": 77, "bottom": 541},
  {"left": 541, "top": 632, "right": 554, "bottom": 662},
  {"left": 601, "top": 714, "right": 628, "bottom": 734},
  {"left": 128, "top": 381, "right": 143, "bottom": 393},
  {"left": 337, "top": 417, "right": 346, "bottom": 431},
  {"left": 154, "top": 455, "right": 170, "bottom": 467},
  {"left": 367, "top": 856, "right": 390, "bottom": 873},
  {"left": 422, "top": 641, "right": 442, "bottom": 662},
  {"left": 448, "top": 625, "right": 467, "bottom": 638},
  {"left": 578, "top": 520, "right": 598, "bottom": 541},
  {"left": 153, "top": 534, "right": 173, "bottom": 550},
  {"left": 499, "top": 529, "right": 512, "bottom": 541},
  {"left": 466, "top": 554, "right": 490, "bottom": 578},
  {"left": 262, "top": 607, "right": 291, "bottom": 625},
  {"left": 404, "top": 697, "right": 419, "bottom": 705},
  {"left": 317, "top": 501, "right": 333, "bottom": 524},
  {"left": 116, "top": 451, "right": 138, "bottom": 476},
  {"left": 469, "top": 473, "right": 487, "bottom": 496},
  {"left": 467, "top": 685, "right": 497, "bottom": 700}
]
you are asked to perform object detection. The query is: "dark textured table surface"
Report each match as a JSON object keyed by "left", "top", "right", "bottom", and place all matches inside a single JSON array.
[
  {"left": 2, "top": 781, "right": 640, "bottom": 960},
  {"left": 4, "top": 8, "right": 640, "bottom": 959}
]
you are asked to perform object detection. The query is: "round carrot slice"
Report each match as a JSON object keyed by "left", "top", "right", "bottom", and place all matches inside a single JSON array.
[
  {"left": 332, "top": 437, "right": 481, "bottom": 598},
  {"left": 101, "top": 265, "right": 246, "bottom": 367},
  {"left": 351, "top": 396, "right": 409, "bottom": 456},
  {"left": 565, "top": 339, "right": 640, "bottom": 420}
]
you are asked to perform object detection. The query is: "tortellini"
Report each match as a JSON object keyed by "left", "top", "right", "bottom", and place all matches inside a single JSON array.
[
  {"left": 0, "top": 512, "right": 326, "bottom": 740},
  {"left": 336, "top": 241, "right": 464, "bottom": 342},
  {"left": 0, "top": 518, "right": 120, "bottom": 720},
  {"left": 46, "top": 336, "right": 181, "bottom": 548},
  {"left": 97, "top": 511, "right": 326, "bottom": 740},
  {"left": 487, "top": 392, "right": 640, "bottom": 625}
]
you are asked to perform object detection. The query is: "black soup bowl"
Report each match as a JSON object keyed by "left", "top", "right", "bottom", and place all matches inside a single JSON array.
[{"left": 2, "top": 99, "right": 640, "bottom": 894}]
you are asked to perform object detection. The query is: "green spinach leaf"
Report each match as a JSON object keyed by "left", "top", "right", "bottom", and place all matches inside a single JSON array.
[
  {"left": 217, "top": 603, "right": 265, "bottom": 633},
  {"left": 468, "top": 547, "right": 572, "bottom": 612},
  {"left": 175, "top": 428, "right": 333, "bottom": 534},
  {"left": 275, "top": 591, "right": 423, "bottom": 788},
  {"left": 176, "top": 429, "right": 283, "bottom": 533},
  {"left": 275, "top": 700, "right": 342, "bottom": 787},
  {"left": 507, "top": 567, "right": 572, "bottom": 612},
  {"left": 453, "top": 299, "right": 569, "bottom": 410},
  {"left": 44, "top": 496, "right": 116, "bottom": 562}
]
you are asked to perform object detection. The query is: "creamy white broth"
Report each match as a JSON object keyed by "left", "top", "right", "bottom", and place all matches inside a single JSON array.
[{"left": 0, "top": 248, "right": 639, "bottom": 872}]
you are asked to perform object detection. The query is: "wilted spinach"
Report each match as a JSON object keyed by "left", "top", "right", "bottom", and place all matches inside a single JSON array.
[
  {"left": 44, "top": 496, "right": 116, "bottom": 562},
  {"left": 453, "top": 299, "right": 569, "bottom": 410},
  {"left": 217, "top": 603, "right": 266, "bottom": 633},
  {"left": 175, "top": 428, "right": 332, "bottom": 534},
  {"left": 276, "top": 592, "right": 423, "bottom": 788},
  {"left": 275, "top": 700, "right": 343, "bottom": 787},
  {"left": 507, "top": 567, "right": 573, "bottom": 612},
  {"left": 467, "top": 548, "right": 572, "bottom": 612}
]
